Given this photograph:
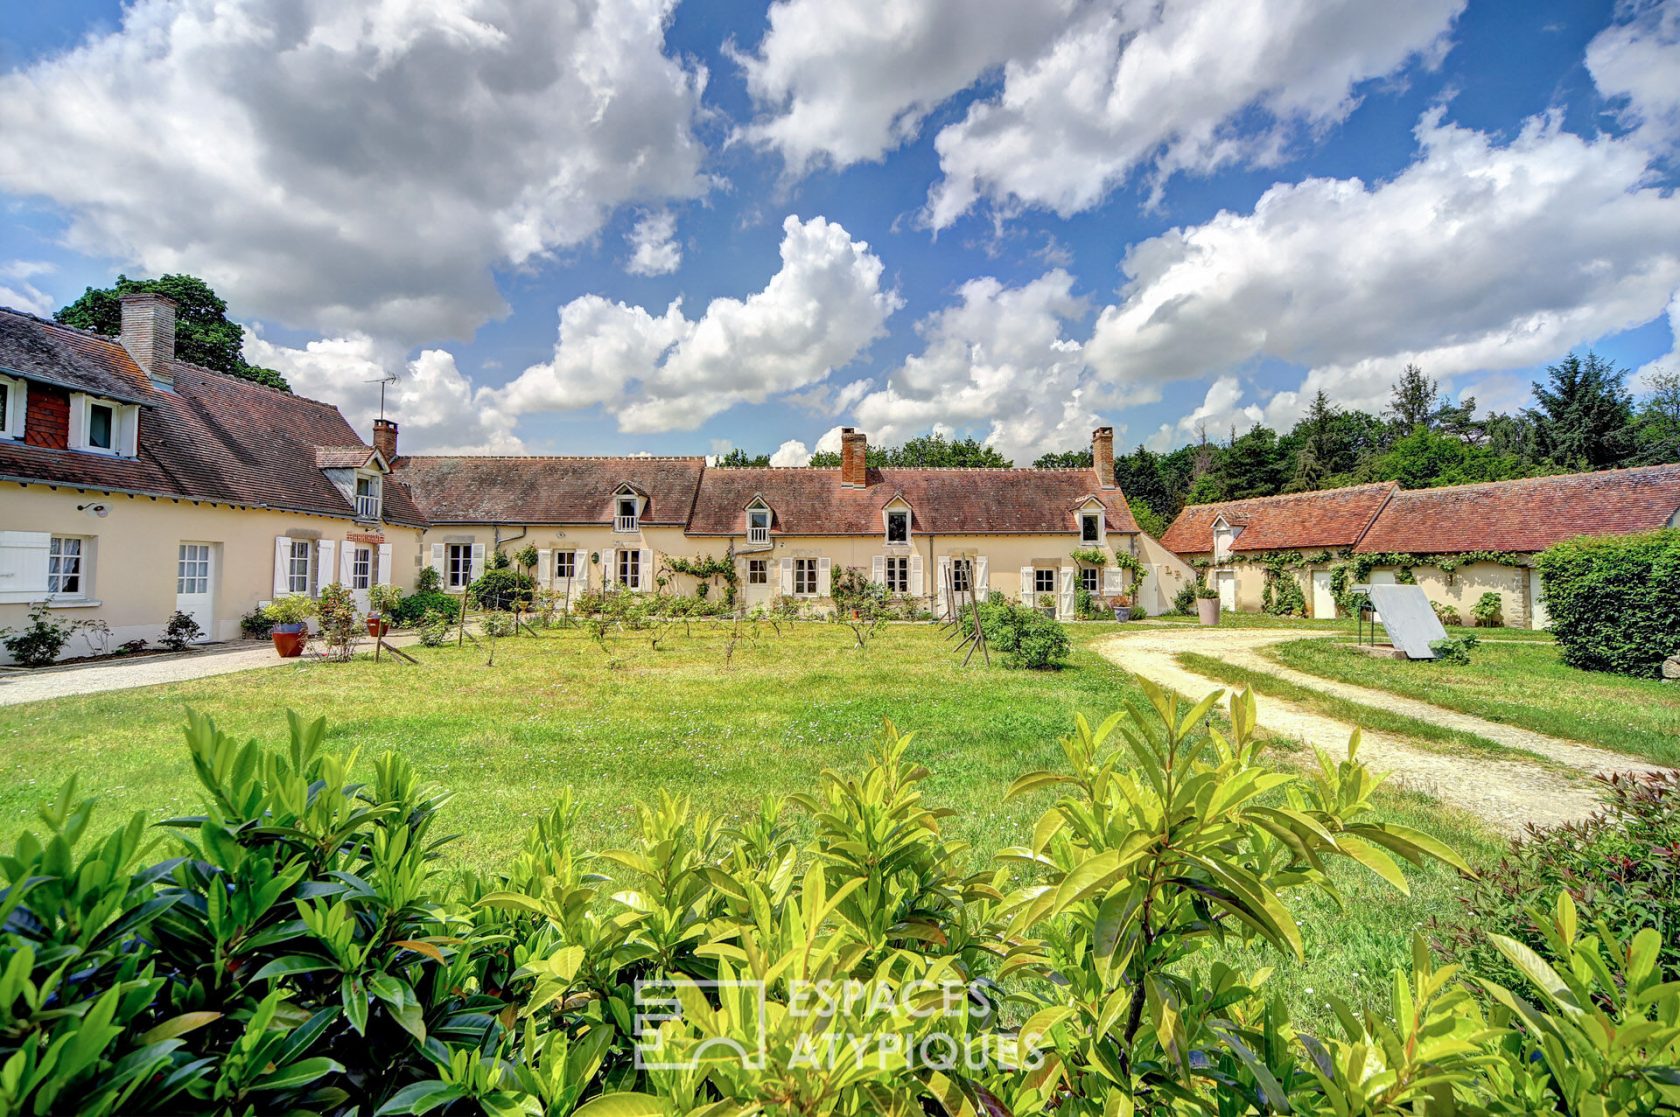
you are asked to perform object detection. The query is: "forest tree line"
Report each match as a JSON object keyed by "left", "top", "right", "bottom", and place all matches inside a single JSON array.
[{"left": 721, "top": 354, "right": 1680, "bottom": 537}]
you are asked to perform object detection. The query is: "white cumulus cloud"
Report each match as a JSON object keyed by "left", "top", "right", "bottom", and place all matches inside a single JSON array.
[
  {"left": 243, "top": 329, "right": 522, "bottom": 455},
  {"left": 625, "top": 210, "right": 683, "bottom": 276},
  {"left": 0, "top": 262, "right": 56, "bottom": 317},
  {"left": 769, "top": 439, "right": 812, "bottom": 466},
  {"left": 850, "top": 269, "right": 1108, "bottom": 462},
  {"left": 494, "top": 214, "right": 900, "bottom": 433},
  {"left": 0, "top": 0, "right": 708, "bottom": 342},
  {"left": 738, "top": 0, "right": 1461, "bottom": 225},
  {"left": 1587, "top": 0, "right": 1680, "bottom": 154},
  {"left": 1084, "top": 108, "right": 1680, "bottom": 437}
]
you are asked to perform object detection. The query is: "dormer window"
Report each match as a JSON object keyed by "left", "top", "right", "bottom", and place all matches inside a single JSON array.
[
  {"left": 748, "top": 505, "right": 771, "bottom": 544},
  {"left": 355, "top": 475, "right": 381, "bottom": 520},
  {"left": 885, "top": 509, "right": 909, "bottom": 544},
  {"left": 1080, "top": 511, "right": 1102, "bottom": 544},
  {"left": 69, "top": 393, "right": 138, "bottom": 457},
  {"left": 615, "top": 493, "right": 640, "bottom": 533}
]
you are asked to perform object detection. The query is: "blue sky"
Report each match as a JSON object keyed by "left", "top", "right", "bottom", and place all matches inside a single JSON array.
[{"left": 2, "top": 0, "right": 1678, "bottom": 462}]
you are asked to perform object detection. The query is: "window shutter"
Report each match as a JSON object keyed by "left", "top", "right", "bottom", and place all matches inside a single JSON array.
[
  {"left": 639, "top": 548, "right": 653, "bottom": 591},
  {"left": 604, "top": 549, "right": 617, "bottom": 586},
  {"left": 575, "top": 549, "right": 588, "bottom": 587},
  {"left": 937, "top": 557, "right": 951, "bottom": 613},
  {"left": 780, "top": 557, "right": 793, "bottom": 595},
  {"left": 316, "top": 540, "right": 335, "bottom": 595},
  {"left": 909, "top": 553, "right": 923, "bottom": 597},
  {"left": 67, "top": 395, "right": 86, "bottom": 450},
  {"left": 1058, "top": 566, "right": 1075, "bottom": 618},
  {"left": 428, "top": 542, "right": 444, "bottom": 574},
  {"left": 975, "top": 556, "right": 989, "bottom": 599},
  {"left": 537, "top": 549, "right": 552, "bottom": 588},
  {"left": 1103, "top": 565, "right": 1123, "bottom": 594},
  {"left": 0, "top": 531, "right": 50, "bottom": 596},
  {"left": 818, "top": 556, "right": 831, "bottom": 597},
  {"left": 1019, "top": 565, "right": 1033, "bottom": 603},
  {"left": 871, "top": 555, "right": 884, "bottom": 584},
  {"left": 274, "top": 536, "right": 292, "bottom": 597},
  {"left": 469, "top": 543, "right": 485, "bottom": 581},
  {"left": 119, "top": 409, "right": 138, "bottom": 458},
  {"left": 339, "top": 541, "right": 356, "bottom": 587},
  {"left": 376, "top": 543, "right": 394, "bottom": 587}
]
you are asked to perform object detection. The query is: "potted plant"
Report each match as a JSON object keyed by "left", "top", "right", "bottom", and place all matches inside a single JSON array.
[
  {"left": 1036, "top": 592, "right": 1056, "bottom": 618},
  {"left": 262, "top": 596, "right": 313, "bottom": 657},
  {"left": 1111, "top": 592, "right": 1133, "bottom": 622},
  {"left": 1196, "top": 584, "right": 1221, "bottom": 626},
  {"left": 366, "top": 583, "right": 404, "bottom": 637}
]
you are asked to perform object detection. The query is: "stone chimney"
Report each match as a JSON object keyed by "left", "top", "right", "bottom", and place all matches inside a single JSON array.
[
  {"left": 840, "top": 427, "right": 868, "bottom": 488},
  {"left": 373, "top": 418, "right": 398, "bottom": 462},
  {"left": 120, "top": 292, "right": 178, "bottom": 387},
  {"left": 1092, "top": 426, "right": 1116, "bottom": 489}
]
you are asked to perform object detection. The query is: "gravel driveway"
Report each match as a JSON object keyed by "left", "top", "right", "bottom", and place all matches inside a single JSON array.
[{"left": 1093, "top": 626, "right": 1671, "bottom": 834}]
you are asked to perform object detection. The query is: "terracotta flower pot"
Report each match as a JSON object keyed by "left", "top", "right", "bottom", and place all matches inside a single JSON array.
[
  {"left": 366, "top": 616, "right": 390, "bottom": 638},
  {"left": 271, "top": 623, "right": 307, "bottom": 658},
  {"left": 1197, "top": 598, "right": 1221, "bottom": 626}
]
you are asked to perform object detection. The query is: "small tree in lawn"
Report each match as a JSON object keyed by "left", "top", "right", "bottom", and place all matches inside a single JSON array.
[{"left": 315, "top": 583, "right": 361, "bottom": 661}]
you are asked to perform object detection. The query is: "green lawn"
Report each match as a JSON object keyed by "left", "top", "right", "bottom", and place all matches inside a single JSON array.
[
  {"left": 0, "top": 620, "right": 1503, "bottom": 1030},
  {"left": 1268, "top": 637, "right": 1680, "bottom": 766},
  {"left": 1174, "top": 651, "right": 1548, "bottom": 766}
]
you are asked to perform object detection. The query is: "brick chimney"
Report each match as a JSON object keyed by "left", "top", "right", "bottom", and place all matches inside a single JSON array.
[
  {"left": 840, "top": 427, "right": 868, "bottom": 488},
  {"left": 373, "top": 418, "right": 398, "bottom": 462},
  {"left": 120, "top": 292, "right": 178, "bottom": 387},
  {"left": 1092, "top": 426, "right": 1116, "bottom": 489}
]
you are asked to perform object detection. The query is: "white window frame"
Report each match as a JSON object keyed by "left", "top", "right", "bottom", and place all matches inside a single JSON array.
[
  {"left": 447, "top": 544, "right": 473, "bottom": 590},
  {"left": 748, "top": 506, "right": 771, "bottom": 544},
  {"left": 884, "top": 555, "right": 909, "bottom": 593},
  {"left": 950, "top": 557, "right": 973, "bottom": 595},
  {"left": 793, "top": 558, "right": 818, "bottom": 596},
  {"left": 350, "top": 546, "right": 372, "bottom": 590},
  {"left": 1080, "top": 566, "right": 1100, "bottom": 594},
  {"left": 617, "top": 548, "right": 641, "bottom": 588},
  {"left": 885, "top": 509, "right": 910, "bottom": 545},
  {"left": 69, "top": 394, "right": 138, "bottom": 458},
  {"left": 0, "top": 375, "right": 24, "bottom": 440},
  {"left": 615, "top": 493, "right": 640, "bottom": 533},
  {"left": 554, "top": 550, "right": 577, "bottom": 581},
  {"left": 1034, "top": 568, "right": 1057, "bottom": 596},
  {"left": 1080, "top": 511, "right": 1103, "bottom": 545},
  {"left": 48, "top": 536, "right": 86, "bottom": 597},
  {"left": 177, "top": 543, "right": 211, "bottom": 595},
  {"left": 282, "top": 539, "right": 312, "bottom": 595},
  {"left": 354, "top": 473, "right": 381, "bottom": 520},
  {"left": 747, "top": 558, "right": 768, "bottom": 585}
]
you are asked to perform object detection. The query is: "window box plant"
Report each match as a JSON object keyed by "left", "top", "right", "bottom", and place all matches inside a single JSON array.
[
  {"left": 365, "top": 583, "right": 404, "bottom": 637},
  {"left": 262, "top": 596, "right": 314, "bottom": 657},
  {"left": 1196, "top": 584, "right": 1221, "bottom": 626}
]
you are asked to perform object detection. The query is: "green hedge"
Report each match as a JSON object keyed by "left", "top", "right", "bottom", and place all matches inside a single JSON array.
[{"left": 1535, "top": 529, "right": 1680, "bottom": 677}]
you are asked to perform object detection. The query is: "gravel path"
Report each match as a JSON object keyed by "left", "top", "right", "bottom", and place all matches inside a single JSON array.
[
  {"left": 0, "top": 635, "right": 422, "bottom": 707},
  {"left": 1093, "top": 627, "right": 1671, "bottom": 834}
]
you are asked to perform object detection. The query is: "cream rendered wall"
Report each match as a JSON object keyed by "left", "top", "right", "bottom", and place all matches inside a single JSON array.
[
  {"left": 427, "top": 525, "right": 1143, "bottom": 618},
  {"left": 0, "top": 481, "right": 424, "bottom": 661},
  {"left": 1373, "top": 560, "right": 1535, "bottom": 629}
]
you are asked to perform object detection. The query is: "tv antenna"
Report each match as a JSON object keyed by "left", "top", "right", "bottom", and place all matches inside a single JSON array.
[{"left": 365, "top": 374, "right": 400, "bottom": 420}]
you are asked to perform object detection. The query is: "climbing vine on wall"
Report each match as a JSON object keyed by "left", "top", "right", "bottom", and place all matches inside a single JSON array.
[
  {"left": 1070, "top": 547, "right": 1150, "bottom": 585},
  {"left": 660, "top": 553, "right": 740, "bottom": 606}
]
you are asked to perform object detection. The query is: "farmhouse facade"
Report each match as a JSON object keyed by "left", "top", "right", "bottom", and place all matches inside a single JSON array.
[
  {"left": 0, "top": 301, "right": 1191, "bottom": 662},
  {"left": 1161, "top": 466, "right": 1680, "bottom": 628}
]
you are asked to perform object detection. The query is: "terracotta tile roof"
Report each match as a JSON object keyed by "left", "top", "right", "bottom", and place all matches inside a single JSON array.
[
  {"left": 1160, "top": 483, "right": 1397, "bottom": 554},
  {"left": 390, "top": 455, "right": 707, "bottom": 524},
  {"left": 0, "top": 308, "right": 424, "bottom": 525},
  {"left": 1353, "top": 465, "right": 1680, "bottom": 554},
  {"left": 687, "top": 467, "right": 1138, "bottom": 536}
]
